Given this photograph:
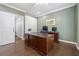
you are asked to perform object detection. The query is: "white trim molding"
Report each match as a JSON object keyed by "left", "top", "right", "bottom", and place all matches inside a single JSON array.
[
  {"left": 36, "top": 3, "right": 76, "bottom": 17},
  {"left": 0, "top": 3, "right": 76, "bottom": 18},
  {"left": 17, "top": 36, "right": 25, "bottom": 40},
  {"left": 21, "top": 38, "right": 25, "bottom": 40},
  {"left": 1, "top": 3, "right": 26, "bottom": 13},
  {"left": 19, "top": 37, "right": 25, "bottom": 40},
  {"left": 59, "top": 39, "right": 76, "bottom": 44},
  {"left": 75, "top": 43, "right": 79, "bottom": 50},
  {"left": 59, "top": 39, "right": 79, "bottom": 50}
]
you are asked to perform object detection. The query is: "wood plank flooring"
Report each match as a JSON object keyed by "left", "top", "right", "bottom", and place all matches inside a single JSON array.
[{"left": 0, "top": 38, "right": 79, "bottom": 56}]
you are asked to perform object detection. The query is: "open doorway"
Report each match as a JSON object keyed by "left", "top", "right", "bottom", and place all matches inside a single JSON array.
[{"left": 15, "top": 15, "right": 24, "bottom": 41}]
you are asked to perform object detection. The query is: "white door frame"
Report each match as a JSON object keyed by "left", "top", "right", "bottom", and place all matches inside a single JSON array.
[{"left": 15, "top": 15, "right": 24, "bottom": 40}]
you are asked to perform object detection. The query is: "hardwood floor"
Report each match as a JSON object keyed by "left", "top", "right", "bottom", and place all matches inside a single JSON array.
[{"left": 0, "top": 38, "right": 79, "bottom": 56}]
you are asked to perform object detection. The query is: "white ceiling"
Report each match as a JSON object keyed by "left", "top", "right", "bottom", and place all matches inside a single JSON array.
[{"left": 4, "top": 3, "right": 76, "bottom": 17}]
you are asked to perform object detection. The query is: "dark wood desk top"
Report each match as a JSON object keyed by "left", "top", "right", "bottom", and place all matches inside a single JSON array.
[
  {"left": 48, "top": 31, "right": 59, "bottom": 34},
  {"left": 25, "top": 33, "right": 54, "bottom": 38}
]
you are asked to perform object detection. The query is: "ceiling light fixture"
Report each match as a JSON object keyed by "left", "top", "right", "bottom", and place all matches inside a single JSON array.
[
  {"left": 44, "top": 3, "right": 48, "bottom": 5},
  {"left": 35, "top": 3, "right": 48, "bottom": 5},
  {"left": 37, "top": 11, "right": 40, "bottom": 14}
]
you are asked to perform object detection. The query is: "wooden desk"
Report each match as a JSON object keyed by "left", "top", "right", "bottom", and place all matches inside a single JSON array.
[
  {"left": 25, "top": 33, "right": 54, "bottom": 55},
  {"left": 48, "top": 32, "right": 59, "bottom": 43}
]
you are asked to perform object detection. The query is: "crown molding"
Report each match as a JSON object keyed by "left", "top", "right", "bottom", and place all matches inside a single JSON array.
[
  {"left": 1, "top": 3, "right": 26, "bottom": 13},
  {"left": 36, "top": 3, "right": 76, "bottom": 17},
  {"left": 0, "top": 3, "right": 76, "bottom": 17}
]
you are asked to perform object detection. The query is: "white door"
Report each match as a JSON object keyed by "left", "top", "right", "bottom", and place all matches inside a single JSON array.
[
  {"left": 25, "top": 15, "right": 37, "bottom": 33},
  {"left": 15, "top": 15, "right": 24, "bottom": 38},
  {"left": 0, "top": 11, "right": 15, "bottom": 46}
]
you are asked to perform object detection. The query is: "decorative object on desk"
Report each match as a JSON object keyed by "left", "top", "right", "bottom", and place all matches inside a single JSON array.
[
  {"left": 28, "top": 28, "right": 32, "bottom": 33},
  {"left": 46, "top": 19, "right": 56, "bottom": 26}
]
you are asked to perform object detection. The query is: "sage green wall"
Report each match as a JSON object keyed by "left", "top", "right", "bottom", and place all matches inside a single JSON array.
[
  {"left": 0, "top": 4, "right": 25, "bottom": 16},
  {"left": 74, "top": 5, "right": 78, "bottom": 43},
  {"left": 37, "top": 7, "right": 75, "bottom": 42},
  {"left": 77, "top": 4, "right": 79, "bottom": 46}
]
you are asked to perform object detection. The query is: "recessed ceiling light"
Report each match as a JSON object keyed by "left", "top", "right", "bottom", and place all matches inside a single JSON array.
[
  {"left": 44, "top": 3, "right": 48, "bottom": 5},
  {"left": 37, "top": 11, "right": 40, "bottom": 14},
  {"left": 35, "top": 3, "right": 48, "bottom": 5},
  {"left": 35, "top": 3, "right": 39, "bottom": 5}
]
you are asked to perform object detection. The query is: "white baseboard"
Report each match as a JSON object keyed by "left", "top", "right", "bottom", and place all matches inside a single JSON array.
[
  {"left": 59, "top": 39, "right": 76, "bottom": 44},
  {"left": 75, "top": 43, "right": 79, "bottom": 50},
  {"left": 19, "top": 37, "right": 25, "bottom": 40},
  {"left": 16, "top": 36, "right": 25, "bottom": 40},
  {"left": 59, "top": 39, "right": 79, "bottom": 50},
  {"left": 20, "top": 37, "right": 25, "bottom": 40}
]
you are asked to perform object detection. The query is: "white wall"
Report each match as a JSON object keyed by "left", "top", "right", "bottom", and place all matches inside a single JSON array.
[
  {"left": 25, "top": 15, "right": 37, "bottom": 33},
  {"left": 15, "top": 15, "right": 24, "bottom": 39},
  {"left": 0, "top": 11, "right": 15, "bottom": 46}
]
